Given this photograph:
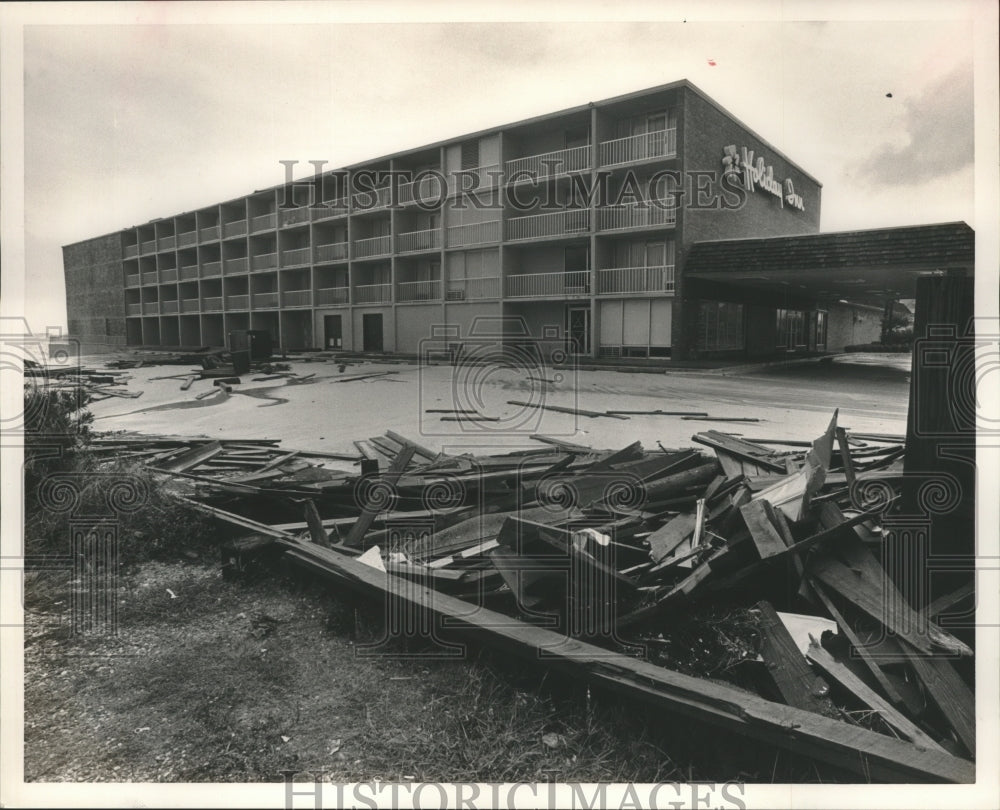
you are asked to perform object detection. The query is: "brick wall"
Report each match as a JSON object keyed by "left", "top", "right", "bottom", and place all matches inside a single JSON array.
[{"left": 62, "top": 234, "right": 125, "bottom": 344}]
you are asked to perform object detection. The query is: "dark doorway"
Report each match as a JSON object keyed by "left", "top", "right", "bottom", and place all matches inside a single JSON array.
[
  {"left": 324, "top": 315, "right": 343, "bottom": 349},
  {"left": 567, "top": 305, "right": 590, "bottom": 355},
  {"left": 362, "top": 313, "right": 384, "bottom": 352}
]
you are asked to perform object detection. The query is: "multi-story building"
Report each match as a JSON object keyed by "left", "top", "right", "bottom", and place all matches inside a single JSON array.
[{"left": 64, "top": 79, "right": 865, "bottom": 361}]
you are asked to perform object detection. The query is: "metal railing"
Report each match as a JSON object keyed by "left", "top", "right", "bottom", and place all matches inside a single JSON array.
[
  {"left": 250, "top": 213, "right": 277, "bottom": 232},
  {"left": 398, "top": 175, "right": 445, "bottom": 205},
  {"left": 445, "top": 220, "right": 501, "bottom": 247},
  {"left": 142, "top": 271, "right": 158, "bottom": 284},
  {"left": 251, "top": 291, "right": 279, "bottom": 308},
  {"left": 280, "top": 207, "right": 311, "bottom": 226},
  {"left": 397, "top": 279, "right": 440, "bottom": 302},
  {"left": 250, "top": 253, "right": 277, "bottom": 271},
  {"left": 506, "top": 209, "right": 590, "bottom": 241},
  {"left": 159, "top": 268, "right": 178, "bottom": 283},
  {"left": 179, "top": 265, "right": 199, "bottom": 280},
  {"left": 226, "top": 294, "right": 249, "bottom": 310},
  {"left": 597, "top": 265, "right": 676, "bottom": 294},
  {"left": 280, "top": 247, "right": 311, "bottom": 267},
  {"left": 126, "top": 303, "right": 142, "bottom": 315},
  {"left": 354, "top": 283, "right": 392, "bottom": 304},
  {"left": 141, "top": 302, "right": 159, "bottom": 314},
  {"left": 201, "top": 261, "right": 222, "bottom": 277},
  {"left": 141, "top": 240, "right": 157, "bottom": 254},
  {"left": 445, "top": 277, "right": 501, "bottom": 300},
  {"left": 177, "top": 231, "right": 197, "bottom": 247},
  {"left": 199, "top": 225, "right": 220, "bottom": 241},
  {"left": 505, "top": 145, "right": 591, "bottom": 179},
  {"left": 397, "top": 228, "right": 441, "bottom": 253},
  {"left": 124, "top": 244, "right": 139, "bottom": 258},
  {"left": 505, "top": 270, "right": 590, "bottom": 298},
  {"left": 158, "top": 235, "right": 176, "bottom": 251},
  {"left": 598, "top": 128, "right": 677, "bottom": 166},
  {"left": 223, "top": 257, "right": 248, "bottom": 275},
  {"left": 160, "top": 300, "right": 179, "bottom": 314},
  {"left": 125, "top": 274, "right": 141, "bottom": 287},
  {"left": 314, "top": 241, "right": 349, "bottom": 263},
  {"left": 281, "top": 289, "right": 312, "bottom": 307},
  {"left": 354, "top": 235, "right": 391, "bottom": 258},
  {"left": 202, "top": 296, "right": 223, "bottom": 312},
  {"left": 312, "top": 199, "right": 349, "bottom": 220},
  {"left": 352, "top": 186, "right": 392, "bottom": 210},
  {"left": 597, "top": 201, "right": 676, "bottom": 231},
  {"left": 180, "top": 298, "right": 200, "bottom": 313},
  {"left": 446, "top": 164, "right": 502, "bottom": 194},
  {"left": 315, "top": 287, "right": 350, "bottom": 306},
  {"left": 223, "top": 220, "right": 248, "bottom": 238}
]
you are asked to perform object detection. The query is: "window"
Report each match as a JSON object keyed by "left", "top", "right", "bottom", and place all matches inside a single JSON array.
[
  {"left": 776, "top": 309, "right": 808, "bottom": 349},
  {"left": 565, "top": 127, "right": 590, "bottom": 149},
  {"left": 461, "top": 140, "right": 480, "bottom": 170},
  {"left": 698, "top": 302, "right": 744, "bottom": 351}
]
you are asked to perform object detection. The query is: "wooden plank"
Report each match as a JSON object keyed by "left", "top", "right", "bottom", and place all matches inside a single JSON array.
[
  {"left": 180, "top": 375, "right": 197, "bottom": 391},
  {"left": 529, "top": 435, "right": 596, "bottom": 454},
  {"left": 341, "top": 444, "right": 417, "bottom": 548},
  {"left": 740, "top": 499, "right": 787, "bottom": 559},
  {"left": 303, "top": 499, "right": 333, "bottom": 548},
  {"left": 383, "top": 430, "right": 438, "bottom": 462},
  {"left": 836, "top": 427, "right": 857, "bottom": 488},
  {"left": 901, "top": 642, "right": 976, "bottom": 756},
  {"left": 922, "top": 582, "right": 975, "bottom": 622},
  {"left": 280, "top": 541, "right": 974, "bottom": 783},
  {"left": 155, "top": 440, "right": 223, "bottom": 473},
  {"left": 805, "top": 641, "right": 947, "bottom": 753},
  {"left": 507, "top": 400, "right": 630, "bottom": 420},
  {"left": 646, "top": 513, "right": 696, "bottom": 563},
  {"left": 691, "top": 430, "right": 787, "bottom": 472},
  {"left": 257, "top": 450, "right": 301, "bottom": 473},
  {"left": 172, "top": 495, "right": 297, "bottom": 540},
  {"left": 604, "top": 409, "right": 708, "bottom": 416},
  {"left": 754, "top": 601, "right": 831, "bottom": 713}
]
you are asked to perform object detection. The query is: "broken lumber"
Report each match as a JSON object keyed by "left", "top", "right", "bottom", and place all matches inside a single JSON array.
[
  {"left": 754, "top": 601, "right": 831, "bottom": 714},
  {"left": 507, "top": 400, "right": 629, "bottom": 420},
  {"left": 341, "top": 445, "right": 418, "bottom": 548}
]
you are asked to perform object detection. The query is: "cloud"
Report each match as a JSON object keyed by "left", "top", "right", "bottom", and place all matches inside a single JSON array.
[{"left": 852, "top": 64, "right": 973, "bottom": 187}]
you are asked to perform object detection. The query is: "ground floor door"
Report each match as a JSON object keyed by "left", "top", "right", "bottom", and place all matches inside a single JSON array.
[
  {"left": 324, "top": 315, "right": 343, "bottom": 349},
  {"left": 567, "top": 305, "right": 590, "bottom": 355},
  {"left": 362, "top": 313, "right": 384, "bottom": 352}
]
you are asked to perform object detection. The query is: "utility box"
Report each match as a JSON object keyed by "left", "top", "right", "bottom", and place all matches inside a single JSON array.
[{"left": 229, "top": 329, "right": 273, "bottom": 361}]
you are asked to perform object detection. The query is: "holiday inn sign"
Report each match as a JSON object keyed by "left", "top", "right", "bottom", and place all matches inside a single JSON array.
[{"left": 722, "top": 144, "right": 806, "bottom": 211}]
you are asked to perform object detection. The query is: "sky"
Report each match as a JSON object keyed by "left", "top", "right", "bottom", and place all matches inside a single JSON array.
[{"left": 5, "top": 3, "right": 992, "bottom": 331}]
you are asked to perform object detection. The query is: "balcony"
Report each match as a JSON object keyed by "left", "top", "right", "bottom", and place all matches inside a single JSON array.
[
  {"left": 201, "top": 261, "right": 222, "bottom": 278},
  {"left": 160, "top": 268, "right": 178, "bottom": 283},
  {"left": 354, "top": 283, "right": 392, "bottom": 304},
  {"left": 177, "top": 230, "right": 197, "bottom": 248},
  {"left": 250, "top": 253, "right": 277, "bottom": 271},
  {"left": 202, "top": 296, "right": 223, "bottom": 312},
  {"left": 506, "top": 209, "right": 589, "bottom": 241},
  {"left": 315, "top": 287, "right": 350, "bottom": 306},
  {"left": 142, "top": 302, "right": 159, "bottom": 315},
  {"left": 352, "top": 186, "right": 392, "bottom": 211},
  {"left": 598, "top": 128, "right": 677, "bottom": 167},
  {"left": 199, "top": 225, "right": 220, "bottom": 241},
  {"left": 225, "top": 294, "right": 249, "bottom": 310},
  {"left": 280, "top": 207, "right": 311, "bottom": 226},
  {"left": 179, "top": 264, "right": 199, "bottom": 281},
  {"left": 597, "top": 201, "right": 676, "bottom": 231},
  {"left": 280, "top": 247, "right": 311, "bottom": 267},
  {"left": 159, "top": 235, "right": 176, "bottom": 251},
  {"left": 251, "top": 291, "right": 279, "bottom": 308},
  {"left": 160, "top": 300, "right": 179, "bottom": 314},
  {"left": 598, "top": 266, "right": 675, "bottom": 295},
  {"left": 312, "top": 199, "right": 349, "bottom": 220},
  {"left": 446, "top": 164, "right": 501, "bottom": 195},
  {"left": 445, "top": 277, "right": 501, "bottom": 301},
  {"left": 354, "top": 235, "right": 391, "bottom": 259},
  {"left": 314, "top": 241, "right": 348, "bottom": 263},
  {"left": 126, "top": 303, "right": 142, "bottom": 316},
  {"left": 223, "top": 257, "right": 248, "bottom": 275},
  {"left": 281, "top": 289, "right": 312, "bottom": 308},
  {"left": 124, "top": 244, "right": 139, "bottom": 258},
  {"left": 505, "top": 146, "right": 591, "bottom": 180},
  {"left": 445, "top": 221, "right": 501, "bottom": 248},
  {"left": 505, "top": 271, "right": 590, "bottom": 298},
  {"left": 180, "top": 298, "right": 200, "bottom": 313},
  {"left": 142, "top": 271, "right": 158, "bottom": 285},
  {"left": 125, "top": 273, "right": 141, "bottom": 287},
  {"left": 397, "top": 228, "right": 441, "bottom": 253},
  {"left": 223, "top": 220, "right": 248, "bottom": 238},
  {"left": 398, "top": 175, "right": 444, "bottom": 205},
  {"left": 250, "top": 213, "right": 277, "bottom": 232},
  {"left": 397, "top": 280, "right": 440, "bottom": 302},
  {"left": 141, "top": 239, "right": 157, "bottom": 254}
]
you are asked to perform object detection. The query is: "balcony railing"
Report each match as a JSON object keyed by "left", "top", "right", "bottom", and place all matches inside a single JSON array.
[
  {"left": 125, "top": 273, "right": 141, "bottom": 287},
  {"left": 315, "top": 287, "right": 350, "bottom": 306},
  {"left": 142, "top": 271, "right": 158, "bottom": 284},
  {"left": 124, "top": 244, "right": 139, "bottom": 258},
  {"left": 180, "top": 298, "right": 200, "bottom": 313},
  {"left": 397, "top": 228, "right": 441, "bottom": 253},
  {"left": 251, "top": 291, "right": 279, "bottom": 308},
  {"left": 398, "top": 175, "right": 445, "bottom": 205},
  {"left": 160, "top": 268, "right": 178, "bottom": 283},
  {"left": 179, "top": 264, "right": 199, "bottom": 280},
  {"left": 251, "top": 212, "right": 277, "bottom": 232},
  {"left": 141, "top": 240, "right": 157, "bottom": 254},
  {"left": 223, "top": 220, "right": 248, "bottom": 238},
  {"left": 446, "top": 164, "right": 502, "bottom": 195},
  {"left": 352, "top": 186, "right": 392, "bottom": 211},
  {"left": 397, "top": 280, "right": 440, "bottom": 302},
  {"left": 505, "top": 145, "right": 591, "bottom": 179},
  {"left": 597, "top": 200, "right": 676, "bottom": 231},
  {"left": 126, "top": 302, "right": 142, "bottom": 316},
  {"left": 281, "top": 289, "right": 312, "bottom": 307},
  {"left": 280, "top": 207, "right": 311, "bottom": 226},
  {"left": 598, "top": 265, "right": 676, "bottom": 295},
  {"left": 354, "top": 283, "right": 392, "bottom": 304},
  {"left": 599, "top": 128, "right": 677, "bottom": 166},
  {"left": 226, "top": 294, "right": 249, "bottom": 310},
  {"left": 280, "top": 247, "right": 311, "bottom": 267},
  {"left": 201, "top": 261, "right": 222, "bottom": 277},
  {"left": 202, "top": 296, "right": 223, "bottom": 312},
  {"left": 354, "top": 235, "right": 391, "bottom": 258},
  {"left": 250, "top": 253, "right": 277, "bottom": 271},
  {"left": 314, "top": 241, "right": 348, "bottom": 263},
  {"left": 177, "top": 230, "right": 197, "bottom": 247},
  {"left": 159, "top": 235, "right": 176, "bottom": 251},
  {"left": 223, "top": 257, "right": 247, "bottom": 275},
  {"left": 505, "top": 271, "right": 590, "bottom": 298},
  {"left": 312, "top": 199, "right": 349, "bottom": 220},
  {"left": 160, "top": 300, "right": 179, "bottom": 314},
  {"left": 445, "top": 277, "right": 501, "bottom": 301},
  {"left": 142, "top": 302, "right": 159, "bottom": 314},
  {"left": 199, "top": 225, "right": 220, "bottom": 241},
  {"left": 506, "top": 209, "right": 590, "bottom": 241},
  {"left": 445, "top": 220, "right": 501, "bottom": 247}
]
